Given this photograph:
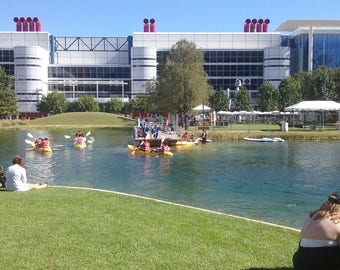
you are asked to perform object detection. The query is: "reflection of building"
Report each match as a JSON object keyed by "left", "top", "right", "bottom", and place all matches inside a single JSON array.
[{"left": 1, "top": 18, "right": 340, "bottom": 116}]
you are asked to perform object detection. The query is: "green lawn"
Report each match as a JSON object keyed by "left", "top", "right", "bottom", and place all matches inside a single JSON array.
[
  {"left": 0, "top": 187, "right": 299, "bottom": 270},
  {"left": 0, "top": 112, "right": 136, "bottom": 129}
]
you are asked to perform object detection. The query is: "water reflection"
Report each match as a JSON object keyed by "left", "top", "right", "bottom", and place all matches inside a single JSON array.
[{"left": 0, "top": 129, "right": 339, "bottom": 229}]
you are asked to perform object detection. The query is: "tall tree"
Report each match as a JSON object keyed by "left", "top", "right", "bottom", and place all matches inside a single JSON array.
[
  {"left": 234, "top": 86, "right": 253, "bottom": 111},
  {"left": 278, "top": 77, "right": 302, "bottom": 110},
  {"left": 257, "top": 81, "right": 279, "bottom": 112},
  {"left": 154, "top": 39, "right": 213, "bottom": 129},
  {"left": 37, "top": 91, "right": 69, "bottom": 115},
  {"left": 209, "top": 87, "right": 229, "bottom": 112},
  {"left": 0, "top": 67, "right": 18, "bottom": 118}
]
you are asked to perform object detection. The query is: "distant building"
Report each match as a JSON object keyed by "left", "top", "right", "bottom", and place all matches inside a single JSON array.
[{"left": 1, "top": 17, "right": 340, "bottom": 116}]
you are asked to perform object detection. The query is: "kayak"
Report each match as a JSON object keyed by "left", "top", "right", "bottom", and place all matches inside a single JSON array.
[
  {"left": 175, "top": 140, "right": 199, "bottom": 146},
  {"left": 243, "top": 137, "right": 285, "bottom": 142},
  {"left": 74, "top": 142, "right": 87, "bottom": 149},
  {"left": 127, "top": 145, "right": 173, "bottom": 157},
  {"left": 27, "top": 145, "right": 53, "bottom": 152}
]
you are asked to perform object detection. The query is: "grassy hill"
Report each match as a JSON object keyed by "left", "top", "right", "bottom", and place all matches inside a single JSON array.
[{"left": 1, "top": 112, "right": 136, "bottom": 129}]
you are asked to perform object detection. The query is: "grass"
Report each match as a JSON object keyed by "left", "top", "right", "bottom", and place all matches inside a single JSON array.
[
  {"left": 0, "top": 112, "right": 136, "bottom": 129},
  {"left": 0, "top": 187, "right": 299, "bottom": 270}
]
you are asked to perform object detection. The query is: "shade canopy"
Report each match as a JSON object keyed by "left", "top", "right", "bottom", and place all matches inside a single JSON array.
[
  {"left": 193, "top": 104, "right": 211, "bottom": 111},
  {"left": 217, "top": 110, "right": 231, "bottom": 115},
  {"left": 285, "top": 101, "right": 340, "bottom": 111}
]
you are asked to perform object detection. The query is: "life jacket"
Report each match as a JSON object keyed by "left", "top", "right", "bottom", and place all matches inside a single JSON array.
[
  {"left": 41, "top": 139, "right": 49, "bottom": 148},
  {"left": 76, "top": 137, "right": 83, "bottom": 144},
  {"left": 35, "top": 138, "right": 42, "bottom": 148},
  {"left": 144, "top": 141, "right": 150, "bottom": 151}
]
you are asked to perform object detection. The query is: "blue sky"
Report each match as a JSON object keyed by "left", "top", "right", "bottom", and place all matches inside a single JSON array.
[{"left": 1, "top": 0, "right": 340, "bottom": 36}]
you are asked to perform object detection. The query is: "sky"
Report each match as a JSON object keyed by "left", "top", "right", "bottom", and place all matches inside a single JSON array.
[{"left": 1, "top": 0, "right": 340, "bottom": 37}]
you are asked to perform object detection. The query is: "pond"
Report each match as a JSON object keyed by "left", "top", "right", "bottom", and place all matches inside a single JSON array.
[{"left": 0, "top": 129, "right": 339, "bottom": 229}]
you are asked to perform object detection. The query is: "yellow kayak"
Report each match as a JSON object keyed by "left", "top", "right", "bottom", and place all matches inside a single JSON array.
[
  {"left": 74, "top": 142, "right": 87, "bottom": 149},
  {"left": 175, "top": 140, "right": 199, "bottom": 146},
  {"left": 127, "top": 145, "right": 173, "bottom": 157},
  {"left": 27, "top": 145, "right": 53, "bottom": 152}
]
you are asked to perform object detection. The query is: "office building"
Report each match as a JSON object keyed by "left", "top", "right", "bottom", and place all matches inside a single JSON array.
[{"left": 1, "top": 17, "right": 340, "bottom": 116}]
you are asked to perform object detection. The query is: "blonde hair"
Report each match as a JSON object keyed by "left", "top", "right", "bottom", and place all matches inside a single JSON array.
[{"left": 311, "top": 200, "right": 340, "bottom": 224}]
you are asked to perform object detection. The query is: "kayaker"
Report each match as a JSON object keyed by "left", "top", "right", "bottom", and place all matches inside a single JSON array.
[
  {"left": 292, "top": 192, "right": 340, "bottom": 270},
  {"left": 34, "top": 137, "right": 43, "bottom": 148},
  {"left": 189, "top": 134, "right": 195, "bottom": 142},
  {"left": 41, "top": 138, "right": 50, "bottom": 148},
  {"left": 5, "top": 155, "right": 47, "bottom": 191},
  {"left": 200, "top": 129, "right": 208, "bottom": 144},
  {"left": 75, "top": 135, "right": 84, "bottom": 145},
  {"left": 76, "top": 130, "right": 84, "bottom": 137},
  {"left": 159, "top": 142, "right": 170, "bottom": 153},
  {"left": 140, "top": 139, "right": 150, "bottom": 152},
  {"left": 181, "top": 132, "right": 189, "bottom": 141}
]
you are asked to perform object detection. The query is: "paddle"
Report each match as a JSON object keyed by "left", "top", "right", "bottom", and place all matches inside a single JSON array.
[
  {"left": 64, "top": 135, "right": 71, "bottom": 139},
  {"left": 25, "top": 139, "right": 35, "bottom": 150},
  {"left": 25, "top": 139, "right": 34, "bottom": 145},
  {"left": 86, "top": 131, "right": 91, "bottom": 137},
  {"left": 27, "top": 132, "right": 34, "bottom": 138}
]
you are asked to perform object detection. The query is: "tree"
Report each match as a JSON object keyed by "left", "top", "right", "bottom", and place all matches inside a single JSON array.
[
  {"left": 310, "top": 66, "right": 336, "bottom": 100},
  {"left": 72, "top": 95, "right": 99, "bottom": 112},
  {"left": 234, "top": 86, "right": 253, "bottom": 111},
  {"left": 154, "top": 39, "right": 213, "bottom": 129},
  {"left": 257, "top": 81, "right": 279, "bottom": 112},
  {"left": 0, "top": 67, "right": 18, "bottom": 118},
  {"left": 209, "top": 87, "right": 229, "bottom": 112},
  {"left": 330, "top": 68, "right": 340, "bottom": 101},
  {"left": 295, "top": 66, "right": 336, "bottom": 100},
  {"left": 278, "top": 77, "right": 302, "bottom": 111},
  {"left": 293, "top": 71, "right": 311, "bottom": 100},
  {"left": 105, "top": 97, "right": 124, "bottom": 114},
  {"left": 37, "top": 91, "right": 69, "bottom": 115},
  {"left": 128, "top": 94, "right": 150, "bottom": 113}
]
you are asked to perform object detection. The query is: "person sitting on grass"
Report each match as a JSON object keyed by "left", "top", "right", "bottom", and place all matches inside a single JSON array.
[
  {"left": 0, "top": 166, "right": 6, "bottom": 188},
  {"left": 293, "top": 192, "right": 340, "bottom": 270},
  {"left": 5, "top": 155, "right": 47, "bottom": 192}
]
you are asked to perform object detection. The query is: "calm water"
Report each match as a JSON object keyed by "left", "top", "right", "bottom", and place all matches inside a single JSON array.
[{"left": 0, "top": 129, "right": 339, "bottom": 229}]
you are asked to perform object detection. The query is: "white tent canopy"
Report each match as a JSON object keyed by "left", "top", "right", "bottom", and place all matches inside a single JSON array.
[
  {"left": 193, "top": 104, "right": 211, "bottom": 111},
  {"left": 285, "top": 101, "right": 340, "bottom": 111}
]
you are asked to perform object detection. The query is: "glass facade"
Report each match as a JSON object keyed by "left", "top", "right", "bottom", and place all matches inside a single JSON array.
[
  {"left": 313, "top": 34, "right": 340, "bottom": 69},
  {"left": 157, "top": 50, "right": 263, "bottom": 99},
  {"left": 289, "top": 34, "right": 309, "bottom": 74},
  {"left": 48, "top": 66, "right": 131, "bottom": 98},
  {"left": 0, "top": 49, "right": 14, "bottom": 75},
  {"left": 289, "top": 33, "right": 340, "bottom": 74}
]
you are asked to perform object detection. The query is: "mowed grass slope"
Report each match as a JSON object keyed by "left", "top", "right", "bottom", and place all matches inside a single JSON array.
[
  {"left": 28, "top": 112, "right": 136, "bottom": 127},
  {"left": 0, "top": 187, "right": 299, "bottom": 270}
]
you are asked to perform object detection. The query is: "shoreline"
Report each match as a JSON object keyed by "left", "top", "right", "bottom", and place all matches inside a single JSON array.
[{"left": 52, "top": 185, "right": 300, "bottom": 232}]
